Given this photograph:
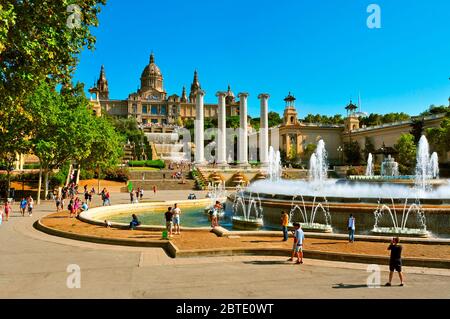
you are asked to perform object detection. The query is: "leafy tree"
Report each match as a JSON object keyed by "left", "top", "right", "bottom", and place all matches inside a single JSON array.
[
  {"left": 359, "top": 113, "right": 410, "bottom": 127},
  {"left": 363, "top": 137, "right": 376, "bottom": 161},
  {"left": 343, "top": 141, "right": 362, "bottom": 165},
  {"left": 303, "top": 143, "right": 317, "bottom": 159},
  {"left": 26, "top": 82, "right": 98, "bottom": 201},
  {"left": 410, "top": 117, "right": 425, "bottom": 144},
  {"left": 303, "top": 114, "right": 344, "bottom": 125},
  {"left": 394, "top": 133, "right": 417, "bottom": 174},
  {"left": 420, "top": 105, "right": 449, "bottom": 117},
  {"left": 426, "top": 117, "right": 450, "bottom": 157},
  {"left": 268, "top": 112, "right": 283, "bottom": 127},
  {"left": 226, "top": 116, "right": 240, "bottom": 129},
  {"left": 109, "top": 116, "right": 148, "bottom": 160},
  {"left": 0, "top": 0, "right": 105, "bottom": 196}
]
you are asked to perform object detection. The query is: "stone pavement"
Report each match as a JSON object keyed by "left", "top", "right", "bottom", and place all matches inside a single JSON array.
[{"left": 1, "top": 190, "right": 450, "bottom": 299}]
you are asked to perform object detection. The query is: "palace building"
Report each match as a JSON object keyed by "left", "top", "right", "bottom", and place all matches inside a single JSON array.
[{"left": 88, "top": 53, "right": 239, "bottom": 125}]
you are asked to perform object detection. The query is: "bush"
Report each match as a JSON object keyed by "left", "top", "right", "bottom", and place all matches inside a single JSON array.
[
  {"left": 128, "top": 159, "right": 165, "bottom": 169},
  {"left": 103, "top": 167, "right": 130, "bottom": 182},
  {"left": 80, "top": 169, "right": 95, "bottom": 180},
  {"left": 346, "top": 166, "right": 365, "bottom": 176},
  {"left": 49, "top": 172, "right": 66, "bottom": 189}
]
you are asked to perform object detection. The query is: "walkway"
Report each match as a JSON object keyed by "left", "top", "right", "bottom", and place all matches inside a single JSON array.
[{"left": 1, "top": 190, "right": 450, "bottom": 298}]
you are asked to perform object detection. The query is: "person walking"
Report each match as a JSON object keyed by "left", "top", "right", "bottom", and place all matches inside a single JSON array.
[
  {"left": 164, "top": 207, "right": 174, "bottom": 237},
  {"left": 20, "top": 198, "right": 28, "bottom": 217},
  {"left": 27, "top": 196, "right": 34, "bottom": 217},
  {"left": 172, "top": 203, "right": 181, "bottom": 235},
  {"left": 348, "top": 214, "right": 356, "bottom": 243},
  {"left": 130, "top": 189, "right": 135, "bottom": 204},
  {"left": 288, "top": 223, "right": 305, "bottom": 264},
  {"left": 4, "top": 201, "right": 11, "bottom": 222},
  {"left": 153, "top": 185, "right": 157, "bottom": 196},
  {"left": 281, "top": 211, "right": 290, "bottom": 241},
  {"left": 386, "top": 237, "right": 405, "bottom": 287},
  {"left": 139, "top": 188, "right": 144, "bottom": 200}
]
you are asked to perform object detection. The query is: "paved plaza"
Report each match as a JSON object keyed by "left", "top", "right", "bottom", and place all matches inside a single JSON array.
[{"left": 1, "top": 190, "right": 450, "bottom": 299}]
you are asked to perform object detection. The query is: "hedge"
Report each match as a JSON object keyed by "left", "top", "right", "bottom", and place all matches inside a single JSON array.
[{"left": 128, "top": 159, "right": 165, "bottom": 169}]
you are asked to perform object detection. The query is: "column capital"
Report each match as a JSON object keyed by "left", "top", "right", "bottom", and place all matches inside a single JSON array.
[
  {"left": 215, "top": 91, "right": 227, "bottom": 98},
  {"left": 258, "top": 93, "right": 270, "bottom": 100},
  {"left": 196, "top": 89, "right": 206, "bottom": 97},
  {"left": 238, "top": 92, "right": 249, "bottom": 98}
]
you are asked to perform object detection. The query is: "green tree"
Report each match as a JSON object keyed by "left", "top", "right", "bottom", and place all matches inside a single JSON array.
[
  {"left": 410, "top": 117, "right": 425, "bottom": 144},
  {"left": 426, "top": 117, "right": 450, "bottom": 157},
  {"left": 420, "top": 105, "right": 449, "bottom": 117},
  {"left": 0, "top": 0, "right": 105, "bottom": 196},
  {"left": 26, "top": 82, "right": 98, "bottom": 201},
  {"left": 343, "top": 141, "right": 362, "bottom": 165},
  {"left": 363, "top": 137, "right": 376, "bottom": 161},
  {"left": 394, "top": 133, "right": 417, "bottom": 174},
  {"left": 268, "top": 112, "right": 283, "bottom": 127},
  {"left": 303, "top": 143, "right": 317, "bottom": 159}
]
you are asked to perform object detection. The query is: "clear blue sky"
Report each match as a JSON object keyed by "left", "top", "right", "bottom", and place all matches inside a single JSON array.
[{"left": 74, "top": 0, "right": 450, "bottom": 118}]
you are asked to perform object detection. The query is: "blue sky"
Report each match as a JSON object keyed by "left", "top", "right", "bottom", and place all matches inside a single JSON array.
[{"left": 74, "top": 0, "right": 450, "bottom": 118}]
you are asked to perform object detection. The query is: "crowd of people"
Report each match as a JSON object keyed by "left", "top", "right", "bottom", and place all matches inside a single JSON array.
[{"left": 129, "top": 187, "right": 144, "bottom": 204}]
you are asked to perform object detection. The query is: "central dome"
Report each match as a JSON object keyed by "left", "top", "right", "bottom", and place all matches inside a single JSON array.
[
  {"left": 140, "top": 52, "right": 164, "bottom": 92},
  {"left": 141, "top": 53, "right": 162, "bottom": 77}
]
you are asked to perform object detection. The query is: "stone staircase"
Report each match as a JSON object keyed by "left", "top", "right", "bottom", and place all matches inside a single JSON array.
[{"left": 123, "top": 144, "right": 135, "bottom": 162}]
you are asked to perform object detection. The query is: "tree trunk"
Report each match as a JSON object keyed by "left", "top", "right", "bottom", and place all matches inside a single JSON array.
[
  {"left": 44, "top": 169, "right": 49, "bottom": 200},
  {"left": 97, "top": 164, "right": 101, "bottom": 194},
  {"left": 37, "top": 166, "right": 43, "bottom": 205}
]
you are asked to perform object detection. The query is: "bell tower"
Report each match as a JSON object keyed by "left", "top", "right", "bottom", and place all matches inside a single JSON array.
[{"left": 283, "top": 92, "right": 299, "bottom": 126}]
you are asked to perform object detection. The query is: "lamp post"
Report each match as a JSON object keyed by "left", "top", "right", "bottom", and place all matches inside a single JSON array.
[{"left": 337, "top": 146, "right": 344, "bottom": 165}]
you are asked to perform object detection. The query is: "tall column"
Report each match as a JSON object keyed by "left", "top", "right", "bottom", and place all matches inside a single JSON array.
[
  {"left": 216, "top": 91, "right": 228, "bottom": 166},
  {"left": 195, "top": 89, "right": 206, "bottom": 165},
  {"left": 258, "top": 93, "right": 270, "bottom": 166},
  {"left": 238, "top": 93, "right": 249, "bottom": 166}
]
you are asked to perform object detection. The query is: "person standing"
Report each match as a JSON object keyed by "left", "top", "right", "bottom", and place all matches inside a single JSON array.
[
  {"left": 172, "top": 203, "right": 181, "bottom": 235},
  {"left": 348, "top": 214, "right": 356, "bottom": 243},
  {"left": 139, "top": 188, "right": 144, "bottom": 200},
  {"left": 386, "top": 237, "right": 405, "bottom": 287},
  {"left": 288, "top": 223, "right": 305, "bottom": 264},
  {"left": 129, "top": 189, "right": 135, "bottom": 204},
  {"left": 164, "top": 207, "right": 174, "bottom": 237},
  {"left": 153, "top": 185, "right": 157, "bottom": 196},
  {"left": 281, "top": 211, "right": 290, "bottom": 241}
]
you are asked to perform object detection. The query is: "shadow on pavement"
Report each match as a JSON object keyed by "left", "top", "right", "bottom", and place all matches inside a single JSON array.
[
  {"left": 332, "top": 283, "right": 368, "bottom": 289},
  {"left": 243, "top": 260, "right": 291, "bottom": 265}
]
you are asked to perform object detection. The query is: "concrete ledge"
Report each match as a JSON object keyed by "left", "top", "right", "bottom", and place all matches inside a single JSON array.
[
  {"left": 212, "top": 226, "right": 450, "bottom": 245},
  {"left": 34, "top": 219, "right": 171, "bottom": 251},
  {"left": 35, "top": 218, "right": 450, "bottom": 269}
]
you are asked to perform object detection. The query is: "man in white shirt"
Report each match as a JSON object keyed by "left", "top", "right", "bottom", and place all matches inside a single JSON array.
[
  {"left": 288, "top": 223, "right": 305, "bottom": 264},
  {"left": 172, "top": 203, "right": 181, "bottom": 235},
  {"left": 348, "top": 214, "right": 356, "bottom": 243}
]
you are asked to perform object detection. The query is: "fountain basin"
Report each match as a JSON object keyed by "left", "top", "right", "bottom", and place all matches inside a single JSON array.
[
  {"left": 232, "top": 216, "right": 264, "bottom": 230},
  {"left": 370, "top": 227, "right": 430, "bottom": 238},
  {"left": 298, "top": 223, "right": 333, "bottom": 233}
]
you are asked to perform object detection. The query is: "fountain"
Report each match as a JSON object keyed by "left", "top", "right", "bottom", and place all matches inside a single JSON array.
[
  {"left": 309, "top": 139, "right": 328, "bottom": 186},
  {"left": 372, "top": 198, "right": 429, "bottom": 237},
  {"left": 205, "top": 181, "right": 227, "bottom": 218},
  {"left": 289, "top": 196, "right": 332, "bottom": 232},
  {"left": 415, "top": 135, "right": 440, "bottom": 192},
  {"left": 267, "top": 146, "right": 282, "bottom": 182},
  {"left": 365, "top": 153, "right": 374, "bottom": 177},
  {"left": 237, "top": 134, "right": 450, "bottom": 238},
  {"left": 381, "top": 155, "right": 399, "bottom": 177},
  {"left": 232, "top": 190, "right": 264, "bottom": 230}
]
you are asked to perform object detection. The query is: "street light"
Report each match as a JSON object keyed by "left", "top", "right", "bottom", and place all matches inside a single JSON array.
[{"left": 337, "top": 146, "right": 344, "bottom": 165}]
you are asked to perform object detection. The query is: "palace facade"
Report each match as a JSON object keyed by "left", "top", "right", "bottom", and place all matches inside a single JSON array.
[{"left": 88, "top": 53, "right": 239, "bottom": 125}]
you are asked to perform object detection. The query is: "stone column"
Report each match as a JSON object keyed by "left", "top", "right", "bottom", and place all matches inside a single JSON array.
[
  {"left": 238, "top": 93, "right": 249, "bottom": 167},
  {"left": 195, "top": 89, "right": 206, "bottom": 165},
  {"left": 258, "top": 93, "right": 270, "bottom": 166},
  {"left": 216, "top": 91, "right": 228, "bottom": 166}
]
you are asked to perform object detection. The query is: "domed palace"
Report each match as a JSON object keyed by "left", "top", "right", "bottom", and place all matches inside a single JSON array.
[{"left": 88, "top": 53, "right": 239, "bottom": 128}]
